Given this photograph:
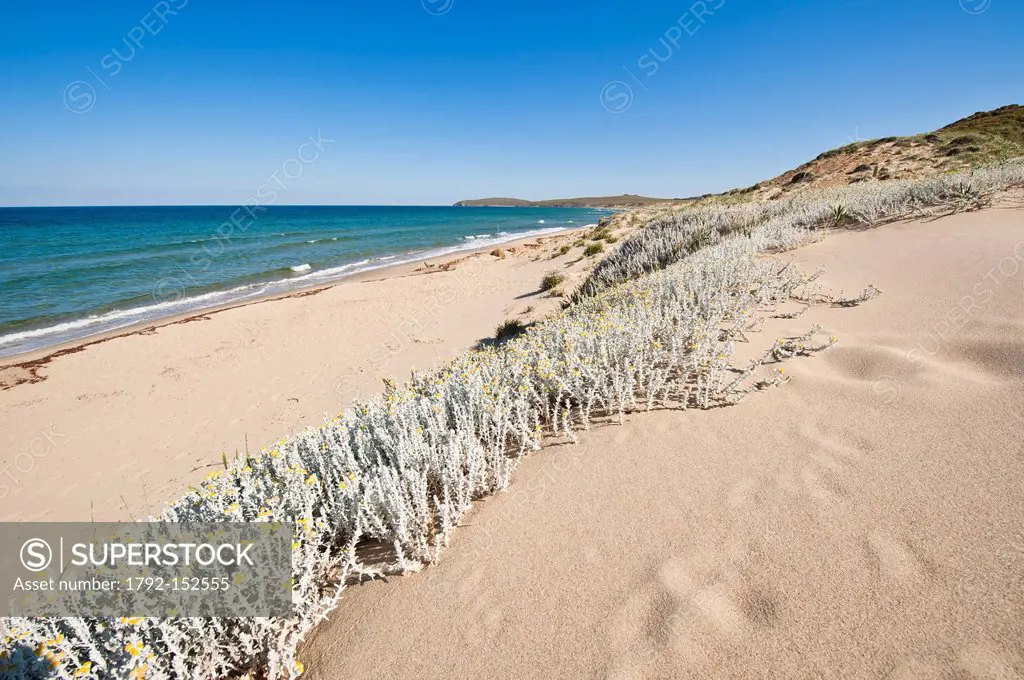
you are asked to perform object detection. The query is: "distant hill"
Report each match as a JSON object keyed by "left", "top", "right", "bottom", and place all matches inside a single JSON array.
[
  {"left": 710, "top": 104, "right": 1024, "bottom": 203},
  {"left": 453, "top": 198, "right": 534, "bottom": 207},
  {"left": 456, "top": 105, "right": 1023, "bottom": 210},
  {"left": 453, "top": 194, "right": 670, "bottom": 208}
]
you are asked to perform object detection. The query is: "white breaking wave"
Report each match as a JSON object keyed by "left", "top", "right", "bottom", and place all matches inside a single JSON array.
[
  {"left": 290, "top": 264, "right": 312, "bottom": 273},
  {"left": 285, "top": 259, "right": 372, "bottom": 285},
  {"left": 0, "top": 285, "right": 271, "bottom": 354}
]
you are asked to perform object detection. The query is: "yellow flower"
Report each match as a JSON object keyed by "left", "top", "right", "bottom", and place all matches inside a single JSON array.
[
  {"left": 295, "top": 661, "right": 306, "bottom": 675},
  {"left": 125, "top": 641, "right": 144, "bottom": 657},
  {"left": 74, "top": 662, "right": 92, "bottom": 677},
  {"left": 132, "top": 665, "right": 148, "bottom": 679},
  {"left": 120, "top": 617, "right": 144, "bottom": 626}
]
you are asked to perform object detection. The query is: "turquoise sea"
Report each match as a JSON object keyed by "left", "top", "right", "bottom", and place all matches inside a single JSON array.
[{"left": 0, "top": 205, "right": 609, "bottom": 357}]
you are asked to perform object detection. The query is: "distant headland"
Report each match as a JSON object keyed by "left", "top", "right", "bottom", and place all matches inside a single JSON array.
[{"left": 453, "top": 194, "right": 671, "bottom": 208}]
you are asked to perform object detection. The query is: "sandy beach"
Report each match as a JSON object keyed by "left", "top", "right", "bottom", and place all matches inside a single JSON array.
[
  {"left": 0, "top": 227, "right": 606, "bottom": 522},
  {"left": 298, "top": 206, "right": 1024, "bottom": 678},
  {"left": 2, "top": 202, "right": 1022, "bottom": 678}
]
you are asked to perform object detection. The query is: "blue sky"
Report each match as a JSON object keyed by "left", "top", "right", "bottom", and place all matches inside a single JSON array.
[{"left": 1, "top": 0, "right": 1021, "bottom": 206}]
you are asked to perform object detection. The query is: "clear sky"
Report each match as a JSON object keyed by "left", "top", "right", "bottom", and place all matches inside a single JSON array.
[{"left": 1, "top": 0, "right": 1021, "bottom": 206}]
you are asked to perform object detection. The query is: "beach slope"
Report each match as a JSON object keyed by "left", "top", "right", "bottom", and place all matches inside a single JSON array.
[{"left": 0, "top": 230, "right": 599, "bottom": 522}]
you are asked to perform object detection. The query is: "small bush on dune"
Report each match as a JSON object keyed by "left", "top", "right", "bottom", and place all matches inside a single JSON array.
[
  {"left": 686, "top": 226, "right": 715, "bottom": 253},
  {"left": 830, "top": 204, "right": 848, "bottom": 226},
  {"left": 494, "top": 318, "right": 527, "bottom": 344},
  {"left": 540, "top": 272, "right": 565, "bottom": 291},
  {"left": 587, "top": 225, "right": 619, "bottom": 243},
  {"left": 949, "top": 134, "right": 981, "bottom": 147},
  {"left": 583, "top": 242, "right": 604, "bottom": 257}
]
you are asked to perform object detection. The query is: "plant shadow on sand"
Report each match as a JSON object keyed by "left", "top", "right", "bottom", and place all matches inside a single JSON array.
[{"left": 1, "top": 643, "right": 56, "bottom": 676}]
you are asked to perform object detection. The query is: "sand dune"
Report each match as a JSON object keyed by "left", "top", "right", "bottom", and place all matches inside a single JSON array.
[{"left": 301, "top": 207, "right": 1024, "bottom": 678}]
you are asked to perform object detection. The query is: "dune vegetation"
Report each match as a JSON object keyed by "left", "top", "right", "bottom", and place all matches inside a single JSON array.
[
  {"left": 577, "top": 160, "right": 1024, "bottom": 299},
  {"left": 3, "top": 160, "right": 1023, "bottom": 680}
]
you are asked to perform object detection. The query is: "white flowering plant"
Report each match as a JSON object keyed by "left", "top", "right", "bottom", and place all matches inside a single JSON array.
[{"left": 578, "top": 160, "right": 1024, "bottom": 297}]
